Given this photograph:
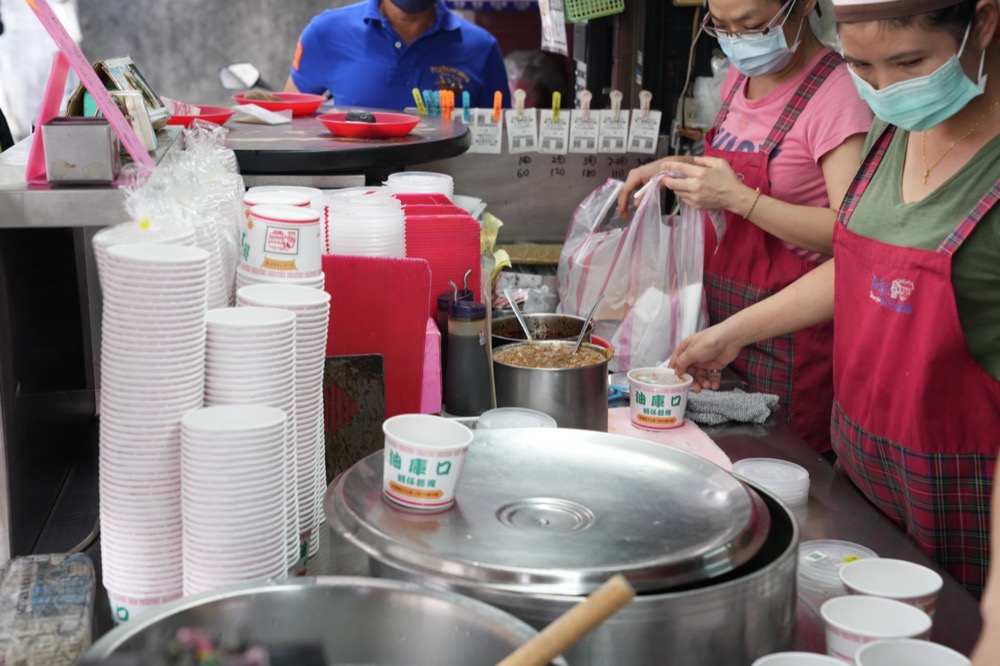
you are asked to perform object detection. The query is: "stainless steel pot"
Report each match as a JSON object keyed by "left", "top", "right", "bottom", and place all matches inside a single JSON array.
[
  {"left": 492, "top": 313, "right": 594, "bottom": 347},
  {"left": 81, "top": 577, "right": 567, "bottom": 665},
  {"left": 327, "top": 429, "right": 799, "bottom": 666},
  {"left": 492, "top": 341, "right": 611, "bottom": 431}
]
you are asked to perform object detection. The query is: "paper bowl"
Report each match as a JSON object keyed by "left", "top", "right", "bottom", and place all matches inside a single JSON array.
[
  {"left": 820, "top": 595, "right": 932, "bottom": 663},
  {"left": 626, "top": 367, "right": 693, "bottom": 430},
  {"left": 839, "top": 558, "right": 943, "bottom": 617}
]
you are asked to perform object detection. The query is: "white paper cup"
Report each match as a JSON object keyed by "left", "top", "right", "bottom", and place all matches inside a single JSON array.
[
  {"left": 244, "top": 204, "right": 322, "bottom": 277},
  {"left": 839, "top": 558, "right": 944, "bottom": 617},
  {"left": 106, "top": 590, "right": 179, "bottom": 626},
  {"left": 820, "top": 596, "right": 932, "bottom": 663},
  {"left": 751, "top": 653, "right": 845, "bottom": 665},
  {"left": 854, "top": 639, "right": 971, "bottom": 666},
  {"left": 626, "top": 367, "right": 693, "bottom": 430},
  {"left": 381, "top": 414, "right": 473, "bottom": 511}
]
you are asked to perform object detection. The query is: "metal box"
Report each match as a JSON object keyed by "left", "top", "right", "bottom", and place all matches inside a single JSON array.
[{"left": 41, "top": 117, "right": 121, "bottom": 184}]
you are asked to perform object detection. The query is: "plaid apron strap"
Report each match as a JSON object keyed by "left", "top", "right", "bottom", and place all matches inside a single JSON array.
[
  {"left": 710, "top": 73, "right": 747, "bottom": 133},
  {"left": 937, "top": 178, "right": 1000, "bottom": 256},
  {"left": 761, "top": 50, "right": 844, "bottom": 154},
  {"left": 835, "top": 124, "right": 895, "bottom": 228}
]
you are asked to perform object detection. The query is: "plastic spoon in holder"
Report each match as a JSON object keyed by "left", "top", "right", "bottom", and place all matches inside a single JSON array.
[
  {"left": 572, "top": 293, "right": 605, "bottom": 354},
  {"left": 495, "top": 574, "right": 636, "bottom": 666},
  {"left": 504, "top": 287, "right": 533, "bottom": 342}
]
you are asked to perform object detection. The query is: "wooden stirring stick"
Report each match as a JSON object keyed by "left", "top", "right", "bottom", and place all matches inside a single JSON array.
[{"left": 496, "top": 575, "right": 636, "bottom": 666}]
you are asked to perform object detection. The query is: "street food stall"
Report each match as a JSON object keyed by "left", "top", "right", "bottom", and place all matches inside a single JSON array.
[{"left": 0, "top": 1, "right": 990, "bottom": 665}]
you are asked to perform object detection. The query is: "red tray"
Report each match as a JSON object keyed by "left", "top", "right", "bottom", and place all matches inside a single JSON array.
[
  {"left": 317, "top": 112, "right": 420, "bottom": 139},
  {"left": 232, "top": 92, "right": 326, "bottom": 116},
  {"left": 166, "top": 105, "right": 235, "bottom": 128}
]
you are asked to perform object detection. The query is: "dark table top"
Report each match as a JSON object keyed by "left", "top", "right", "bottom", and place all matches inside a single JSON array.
[
  {"left": 224, "top": 107, "right": 471, "bottom": 176},
  {"left": 702, "top": 419, "right": 983, "bottom": 655}
]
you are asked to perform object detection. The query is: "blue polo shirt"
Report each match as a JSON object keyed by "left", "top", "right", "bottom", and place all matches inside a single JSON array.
[{"left": 290, "top": 0, "right": 510, "bottom": 110}]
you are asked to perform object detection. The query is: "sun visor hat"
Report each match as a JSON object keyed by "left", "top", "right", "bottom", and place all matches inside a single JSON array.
[
  {"left": 831, "top": 0, "right": 966, "bottom": 22},
  {"left": 389, "top": 0, "right": 438, "bottom": 12}
]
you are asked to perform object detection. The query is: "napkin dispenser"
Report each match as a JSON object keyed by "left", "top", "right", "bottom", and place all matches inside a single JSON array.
[{"left": 41, "top": 117, "right": 121, "bottom": 184}]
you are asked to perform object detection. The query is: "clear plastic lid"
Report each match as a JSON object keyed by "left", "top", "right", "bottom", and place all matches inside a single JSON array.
[
  {"left": 477, "top": 407, "right": 558, "bottom": 429},
  {"left": 733, "top": 458, "right": 809, "bottom": 490},
  {"left": 798, "top": 539, "right": 879, "bottom": 585}
]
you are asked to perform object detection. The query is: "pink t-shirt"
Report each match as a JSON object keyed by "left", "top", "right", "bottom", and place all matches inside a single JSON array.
[{"left": 711, "top": 47, "right": 873, "bottom": 261}]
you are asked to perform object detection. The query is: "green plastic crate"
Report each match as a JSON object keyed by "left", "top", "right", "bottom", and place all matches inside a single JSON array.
[{"left": 564, "top": 0, "right": 624, "bottom": 23}]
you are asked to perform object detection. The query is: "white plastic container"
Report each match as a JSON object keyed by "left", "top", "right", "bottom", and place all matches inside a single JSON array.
[
  {"left": 733, "top": 458, "right": 810, "bottom": 507},
  {"left": 798, "top": 540, "right": 879, "bottom": 611}
]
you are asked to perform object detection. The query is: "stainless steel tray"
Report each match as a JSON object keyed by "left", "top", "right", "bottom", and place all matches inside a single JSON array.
[{"left": 326, "top": 427, "right": 769, "bottom": 595}]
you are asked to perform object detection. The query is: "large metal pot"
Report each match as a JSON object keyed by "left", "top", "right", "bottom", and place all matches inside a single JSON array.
[
  {"left": 492, "top": 341, "right": 611, "bottom": 431},
  {"left": 81, "top": 577, "right": 567, "bottom": 665},
  {"left": 492, "top": 313, "right": 594, "bottom": 347},
  {"left": 327, "top": 429, "right": 799, "bottom": 666}
]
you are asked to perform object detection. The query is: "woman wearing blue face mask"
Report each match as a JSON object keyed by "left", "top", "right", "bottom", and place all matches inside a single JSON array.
[
  {"left": 669, "top": 0, "right": 1000, "bottom": 597},
  {"left": 619, "top": 0, "right": 873, "bottom": 455}
]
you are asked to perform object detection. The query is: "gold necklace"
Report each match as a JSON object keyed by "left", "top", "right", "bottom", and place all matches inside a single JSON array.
[{"left": 921, "top": 97, "right": 1000, "bottom": 185}]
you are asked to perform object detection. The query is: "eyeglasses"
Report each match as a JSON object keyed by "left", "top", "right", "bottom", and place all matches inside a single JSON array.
[{"left": 701, "top": 0, "right": 796, "bottom": 39}]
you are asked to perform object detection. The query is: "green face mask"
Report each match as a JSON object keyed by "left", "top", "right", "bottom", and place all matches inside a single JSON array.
[{"left": 847, "top": 21, "right": 987, "bottom": 132}]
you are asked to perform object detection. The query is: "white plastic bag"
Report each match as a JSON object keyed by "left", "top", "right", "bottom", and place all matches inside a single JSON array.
[{"left": 557, "top": 175, "right": 706, "bottom": 372}]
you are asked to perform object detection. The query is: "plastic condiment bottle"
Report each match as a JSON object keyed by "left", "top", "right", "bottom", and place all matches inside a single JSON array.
[
  {"left": 444, "top": 300, "right": 491, "bottom": 416},
  {"left": 437, "top": 284, "right": 473, "bottom": 395}
]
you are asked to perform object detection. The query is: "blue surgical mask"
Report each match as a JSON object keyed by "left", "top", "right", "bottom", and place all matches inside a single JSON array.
[
  {"left": 716, "top": 14, "right": 805, "bottom": 78},
  {"left": 847, "top": 22, "right": 988, "bottom": 132}
]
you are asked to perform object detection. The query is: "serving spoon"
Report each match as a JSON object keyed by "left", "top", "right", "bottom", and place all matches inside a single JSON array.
[
  {"left": 504, "top": 287, "right": 533, "bottom": 342},
  {"left": 572, "top": 294, "right": 605, "bottom": 354}
]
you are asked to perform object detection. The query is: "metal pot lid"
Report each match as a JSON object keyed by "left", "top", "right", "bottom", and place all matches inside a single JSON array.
[{"left": 326, "top": 428, "right": 770, "bottom": 595}]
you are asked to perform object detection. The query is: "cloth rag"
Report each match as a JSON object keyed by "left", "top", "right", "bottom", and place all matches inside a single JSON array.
[{"left": 686, "top": 389, "right": 779, "bottom": 426}]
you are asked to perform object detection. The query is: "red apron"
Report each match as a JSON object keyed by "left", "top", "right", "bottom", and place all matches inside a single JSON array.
[
  {"left": 703, "top": 51, "right": 841, "bottom": 453},
  {"left": 832, "top": 124, "right": 1000, "bottom": 596}
]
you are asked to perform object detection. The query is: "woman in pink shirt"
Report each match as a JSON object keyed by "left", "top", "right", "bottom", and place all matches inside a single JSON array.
[{"left": 619, "top": 0, "right": 872, "bottom": 454}]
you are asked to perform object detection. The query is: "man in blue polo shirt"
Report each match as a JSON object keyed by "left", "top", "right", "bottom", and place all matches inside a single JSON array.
[{"left": 284, "top": 0, "right": 510, "bottom": 110}]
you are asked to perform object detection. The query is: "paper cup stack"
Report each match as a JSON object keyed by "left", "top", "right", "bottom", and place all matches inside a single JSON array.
[
  {"left": 237, "top": 189, "right": 325, "bottom": 290},
  {"left": 181, "top": 405, "right": 290, "bottom": 596},
  {"left": 98, "top": 243, "right": 210, "bottom": 623},
  {"left": 323, "top": 187, "right": 406, "bottom": 257},
  {"left": 385, "top": 170, "right": 454, "bottom": 201},
  {"left": 236, "top": 284, "right": 331, "bottom": 558},
  {"left": 203, "top": 307, "right": 301, "bottom": 574}
]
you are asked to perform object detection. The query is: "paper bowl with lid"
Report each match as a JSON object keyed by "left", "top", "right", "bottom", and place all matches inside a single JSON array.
[{"left": 626, "top": 366, "right": 694, "bottom": 430}]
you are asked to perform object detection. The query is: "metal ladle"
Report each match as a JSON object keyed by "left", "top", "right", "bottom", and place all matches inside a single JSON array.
[
  {"left": 504, "top": 287, "right": 533, "bottom": 342},
  {"left": 572, "top": 294, "right": 605, "bottom": 354}
]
